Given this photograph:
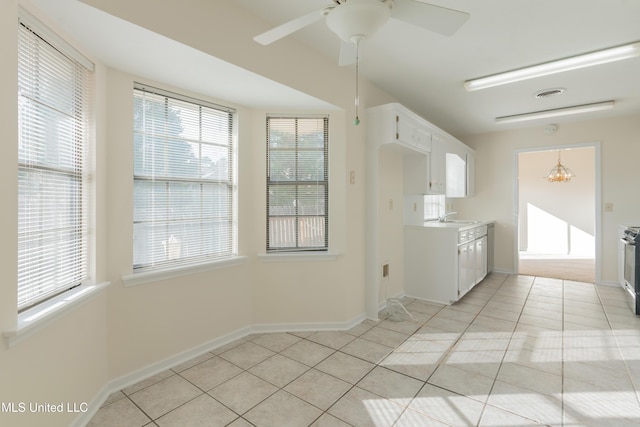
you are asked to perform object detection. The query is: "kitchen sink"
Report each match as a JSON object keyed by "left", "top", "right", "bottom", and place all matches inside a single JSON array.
[{"left": 443, "top": 220, "right": 481, "bottom": 224}]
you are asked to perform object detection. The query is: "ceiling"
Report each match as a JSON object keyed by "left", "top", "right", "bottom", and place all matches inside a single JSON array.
[
  {"left": 29, "top": 0, "right": 337, "bottom": 113},
  {"left": 234, "top": 0, "right": 640, "bottom": 137},
  {"left": 31, "top": 0, "right": 640, "bottom": 137}
]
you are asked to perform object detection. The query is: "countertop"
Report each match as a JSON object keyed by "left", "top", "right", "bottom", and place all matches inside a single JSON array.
[{"left": 406, "top": 220, "right": 495, "bottom": 231}]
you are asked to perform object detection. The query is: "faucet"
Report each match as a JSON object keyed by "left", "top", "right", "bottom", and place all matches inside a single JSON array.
[{"left": 438, "top": 211, "right": 458, "bottom": 222}]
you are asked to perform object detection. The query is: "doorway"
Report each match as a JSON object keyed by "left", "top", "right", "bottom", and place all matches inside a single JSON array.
[{"left": 516, "top": 144, "right": 599, "bottom": 283}]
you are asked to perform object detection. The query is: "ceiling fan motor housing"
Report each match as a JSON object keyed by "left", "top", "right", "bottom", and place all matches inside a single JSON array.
[{"left": 326, "top": 0, "right": 391, "bottom": 43}]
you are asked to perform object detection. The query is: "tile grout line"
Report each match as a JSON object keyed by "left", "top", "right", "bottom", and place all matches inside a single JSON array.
[
  {"left": 105, "top": 274, "right": 508, "bottom": 426},
  {"left": 219, "top": 327, "right": 407, "bottom": 426},
  {"left": 398, "top": 274, "right": 519, "bottom": 425},
  {"left": 593, "top": 283, "right": 640, "bottom": 411},
  {"left": 471, "top": 275, "right": 550, "bottom": 427},
  {"left": 98, "top": 273, "right": 638, "bottom": 427}
]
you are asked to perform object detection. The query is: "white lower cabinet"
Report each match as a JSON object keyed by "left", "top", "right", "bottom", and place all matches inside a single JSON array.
[
  {"left": 457, "top": 227, "right": 487, "bottom": 299},
  {"left": 457, "top": 241, "right": 475, "bottom": 297},
  {"left": 475, "top": 235, "right": 488, "bottom": 285},
  {"left": 404, "top": 223, "right": 491, "bottom": 304}
]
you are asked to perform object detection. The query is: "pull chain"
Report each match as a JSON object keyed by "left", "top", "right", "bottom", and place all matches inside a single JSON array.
[{"left": 354, "top": 37, "right": 361, "bottom": 126}]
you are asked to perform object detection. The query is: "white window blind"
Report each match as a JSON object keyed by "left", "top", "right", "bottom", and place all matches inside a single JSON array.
[
  {"left": 266, "top": 116, "right": 329, "bottom": 252},
  {"left": 17, "top": 15, "right": 93, "bottom": 311},
  {"left": 133, "top": 85, "right": 236, "bottom": 272}
]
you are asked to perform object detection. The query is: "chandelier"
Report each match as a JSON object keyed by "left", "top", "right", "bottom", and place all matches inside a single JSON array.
[{"left": 545, "top": 150, "right": 575, "bottom": 183}]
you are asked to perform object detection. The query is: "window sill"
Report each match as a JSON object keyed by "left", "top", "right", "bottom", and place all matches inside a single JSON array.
[
  {"left": 4, "top": 281, "right": 110, "bottom": 348},
  {"left": 258, "top": 252, "right": 340, "bottom": 263},
  {"left": 122, "top": 256, "right": 248, "bottom": 287}
]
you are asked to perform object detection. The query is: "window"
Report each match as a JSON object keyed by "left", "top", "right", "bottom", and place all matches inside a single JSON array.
[
  {"left": 266, "top": 116, "right": 329, "bottom": 252},
  {"left": 424, "top": 195, "right": 445, "bottom": 221},
  {"left": 133, "top": 85, "right": 236, "bottom": 272},
  {"left": 17, "top": 14, "right": 93, "bottom": 311}
]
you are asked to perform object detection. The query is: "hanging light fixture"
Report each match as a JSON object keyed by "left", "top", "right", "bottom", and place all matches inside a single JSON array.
[{"left": 545, "top": 150, "right": 575, "bottom": 183}]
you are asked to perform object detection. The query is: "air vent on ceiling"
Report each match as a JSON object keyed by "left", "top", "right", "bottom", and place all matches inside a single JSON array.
[{"left": 535, "top": 88, "right": 566, "bottom": 99}]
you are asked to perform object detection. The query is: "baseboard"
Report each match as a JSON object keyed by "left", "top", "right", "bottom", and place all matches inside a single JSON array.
[
  {"left": 72, "top": 312, "right": 370, "bottom": 427},
  {"left": 251, "top": 314, "right": 368, "bottom": 335},
  {"left": 371, "top": 290, "right": 407, "bottom": 319},
  {"left": 491, "top": 268, "right": 514, "bottom": 275},
  {"left": 598, "top": 280, "right": 621, "bottom": 287},
  {"left": 71, "top": 325, "right": 252, "bottom": 427},
  {"left": 403, "top": 293, "right": 449, "bottom": 306}
]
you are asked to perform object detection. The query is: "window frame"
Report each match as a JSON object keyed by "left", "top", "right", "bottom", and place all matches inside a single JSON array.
[
  {"left": 132, "top": 84, "right": 238, "bottom": 274},
  {"left": 16, "top": 11, "right": 94, "bottom": 313},
  {"left": 266, "top": 115, "right": 329, "bottom": 253}
]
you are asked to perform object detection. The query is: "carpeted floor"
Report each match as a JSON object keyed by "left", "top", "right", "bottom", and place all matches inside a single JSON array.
[{"left": 518, "top": 256, "right": 595, "bottom": 283}]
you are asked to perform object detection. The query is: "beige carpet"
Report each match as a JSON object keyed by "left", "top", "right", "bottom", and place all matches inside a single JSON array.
[{"left": 518, "top": 257, "right": 595, "bottom": 283}]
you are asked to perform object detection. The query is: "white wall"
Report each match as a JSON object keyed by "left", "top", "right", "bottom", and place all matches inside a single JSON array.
[
  {"left": 82, "top": 0, "right": 394, "bottom": 377},
  {"left": 378, "top": 146, "right": 406, "bottom": 303},
  {"left": 0, "top": 2, "right": 110, "bottom": 427},
  {"left": 455, "top": 115, "right": 640, "bottom": 283},
  {"left": 103, "top": 69, "right": 258, "bottom": 379},
  {"left": 1, "top": 1, "right": 396, "bottom": 426}
]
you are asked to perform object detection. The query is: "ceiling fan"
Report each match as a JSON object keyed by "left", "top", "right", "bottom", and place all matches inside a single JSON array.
[
  {"left": 254, "top": 0, "right": 469, "bottom": 125},
  {"left": 254, "top": 0, "right": 470, "bottom": 65}
]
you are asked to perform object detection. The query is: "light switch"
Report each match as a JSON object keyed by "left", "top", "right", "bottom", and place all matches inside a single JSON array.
[{"left": 604, "top": 202, "right": 614, "bottom": 212}]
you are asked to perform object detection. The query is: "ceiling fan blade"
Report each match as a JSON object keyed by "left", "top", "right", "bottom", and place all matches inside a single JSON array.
[
  {"left": 391, "top": 0, "right": 470, "bottom": 36},
  {"left": 338, "top": 40, "right": 357, "bottom": 66},
  {"left": 254, "top": 8, "right": 326, "bottom": 45}
]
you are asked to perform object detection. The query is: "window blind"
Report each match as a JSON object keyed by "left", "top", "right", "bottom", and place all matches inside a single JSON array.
[
  {"left": 133, "top": 84, "right": 236, "bottom": 272},
  {"left": 266, "top": 116, "right": 329, "bottom": 252},
  {"left": 17, "top": 16, "right": 93, "bottom": 311}
]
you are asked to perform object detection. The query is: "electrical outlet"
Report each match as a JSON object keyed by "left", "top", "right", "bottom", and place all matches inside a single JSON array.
[
  {"left": 350, "top": 170, "right": 355, "bottom": 184},
  {"left": 413, "top": 202, "right": 417, "bottom": 212},
  {"left": 382, "top": 263, "right": 389, "bottom": 278}
]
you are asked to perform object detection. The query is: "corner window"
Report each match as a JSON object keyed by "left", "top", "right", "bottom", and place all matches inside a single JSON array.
[
  {"left": 132, "top": 85, "right": 236, "bottom": 272},
  {"left": 266, "top": 116, "right": 329, "bottom": 252},
  {"left": 17, "top": 13, "right": 93, "bottom": 311}
]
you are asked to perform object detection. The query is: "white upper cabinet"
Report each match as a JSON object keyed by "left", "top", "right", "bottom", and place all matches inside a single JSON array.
[
  {"left": 366, "top": 103, "right": 475, "bottom": 197},
  {"left": 444, "top": 137, "right": 475, "bottom": 198},
  {"left": 396, "top": 112, "right": 432, "bottom": 153},
  {"left": 446, "top": 152, "right": 466, "bottom": 197},
  {"left": 429, "top": 133, "right": 446, "bottom": 194},
  {"left": 466, "top": 150, "right": 475, "bottom": 197},
  {"left": 366, "top": 103, "right": 431, "bottom": 155}
]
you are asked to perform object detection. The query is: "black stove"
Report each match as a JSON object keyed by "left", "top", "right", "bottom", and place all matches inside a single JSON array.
[
  {"left": 621, "top": 226, "right": 640, "bottom": 315},
  {"left": 622, "top": 226, "right": 640, "bottom": 243}
]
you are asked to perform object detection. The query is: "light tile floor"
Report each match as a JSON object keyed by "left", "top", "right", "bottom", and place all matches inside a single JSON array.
[{"left": 88, "top": 273, "right": 640, "bottom": 426}]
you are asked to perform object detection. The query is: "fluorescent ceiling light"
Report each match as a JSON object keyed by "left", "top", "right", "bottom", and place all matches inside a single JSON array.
[
  {"left": 465, "top": 41, "right": 640, "bottom": 91},
  {"left": 495, "top": 101, "right": 615, "bottom": 124}
]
